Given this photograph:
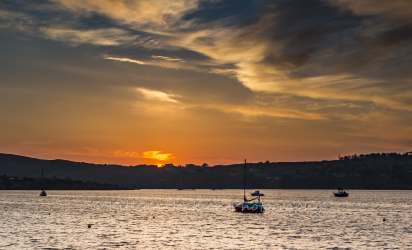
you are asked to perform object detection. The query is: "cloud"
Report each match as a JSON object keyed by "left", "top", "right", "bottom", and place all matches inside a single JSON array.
[
  {"left": 142, "top": 151, "right": 174, "bottom": 161},
  {"left": 323, "top": 0, "right": 412, "bottom": 22},
  {"left": 223, "top": 103, "right": 326, "bottom": 120},
  {"left": 104, "top": 56, "right": 146, "bottom": 65},
  {"left": 113, "top": 150, "right": 139, "bottom": 158},
  {"left": 0, "top": 9, "right": 34, "bottom": 32},
  {"left": 50, "top": 0, "right": 200, "bottom": 28},
  {"left": 4, "top": 0, "right": 412, "bottom": 117},
  {"left": 40, "top": 27, "right": 139, "bottom": 46},
  {"left": 165, "top": 1, "right": 412, "bottom": 112},
  {"left": 104, "top": 55, "right": 213, "bottom": 74},
  {"left": 0, "top": 9, "right": 28, "bottom": 21},
  {"left": 136, "top": 88, "right": 181, "bottom": 103},
  {"left": 24, "top": 146, "right": 142, "bottom": 162},
  {"left": 151, "top": 55, "right": 185, "bottom": 62},
  {"left": 210, "top": 68, "right": 238, "bottom": 77}
]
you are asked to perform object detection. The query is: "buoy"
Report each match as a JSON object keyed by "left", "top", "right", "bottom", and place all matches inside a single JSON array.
[
  {"left": 88, "top": 224, "right": 92, "bottom": 228},
  {"left": 383, "top": 218, "right": 386, "bottom": 221}
]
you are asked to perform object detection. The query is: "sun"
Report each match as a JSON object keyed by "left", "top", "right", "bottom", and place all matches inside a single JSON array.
[{"left": 157, "top": 164, "right": 164, "bottom": 168}]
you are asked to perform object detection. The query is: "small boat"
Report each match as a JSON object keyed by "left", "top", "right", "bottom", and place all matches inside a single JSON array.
[
  {"left": 39, "top": 168, "right": 47, "bottom": 197},
  {"left": 234, "top": 190, "right": 265, "bottom": 213},
  {"left": 333, "top": 188, "right": 348, "bottom": 197},
  {"left": 234, "top": 160, "right": 264, "bottom": 213}
]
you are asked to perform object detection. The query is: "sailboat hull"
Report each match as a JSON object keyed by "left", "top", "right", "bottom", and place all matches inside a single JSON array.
[
  {"left": 234, "top": 203, "right": 264, "bottom": 213},
  {"left": 333, "top": 192, "right": 348, "bottom": 197}
]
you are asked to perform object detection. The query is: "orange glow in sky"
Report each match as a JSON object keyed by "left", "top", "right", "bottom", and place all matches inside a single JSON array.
[{"left": 1, "top": 0, "right": 411, "bottom": 166}]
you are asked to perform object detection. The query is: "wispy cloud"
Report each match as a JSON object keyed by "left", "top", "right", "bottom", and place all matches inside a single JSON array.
[
  {"left": 112, "top": 150, "right": 139, "bottom": 158},
  {"left": 142, "top": 151, "right": 174, "bottom": 161},
  {"left": 0, "top": 9, "right": 29, "bottom": 21},
  {"left": 50, "top": 0, "right": 200, "bottom": 28},
  {"left": 104, "top": 55, "right": 211, "bottom": 73},
  {"left": 136, "top": 88, "right": 181, "bottom": 103},
  {"left": 210, "top": 68, "right": 238, "bottom": 77},
  {"left": 0, "top": 9, "right": 34, "bottom": 32},
  {"left": 104, "top": 56, "right": 146, "bottom": 65},
  {"left": 40, "top": 27, "right": 139, "bottom": 46},
  {"left": 151, "top": 55, "right": 185, "bottom": 62}
]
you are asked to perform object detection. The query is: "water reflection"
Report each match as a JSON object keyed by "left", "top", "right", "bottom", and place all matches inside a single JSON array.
[{"left": 0, "top": 190, "right": 411, "bottom": 249}]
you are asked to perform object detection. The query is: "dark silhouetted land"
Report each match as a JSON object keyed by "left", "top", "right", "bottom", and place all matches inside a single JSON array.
[
  {"left": 0, "top": 152, "right": 411, "bottom": 189},
  {"left": 0, "top": 174, "right": 127, "bottom": 190}
]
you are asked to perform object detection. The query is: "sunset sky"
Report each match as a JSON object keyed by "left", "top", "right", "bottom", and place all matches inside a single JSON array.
[{"left": 1, "top": 0, "right": 411, "bottom": 166}]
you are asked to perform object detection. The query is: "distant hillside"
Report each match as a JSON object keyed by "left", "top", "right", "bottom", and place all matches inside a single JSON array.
[
  {"left": 0, "top": 152, "right": 411, "bottom": 189},
  {"left": 0, "top": 175, "right": 127, "bottom": 190}
]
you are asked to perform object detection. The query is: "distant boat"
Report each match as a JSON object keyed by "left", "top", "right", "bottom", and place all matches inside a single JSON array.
[
  {"left": 234, "top": 160, "right": 264, "bottom": 213},
  {"left": 333, "top": 160, "right": 348, "bottom": 197},
  {"left": 333, "top": 188, "right": 348, "bottom": 197},
  {"left": 39, "top": 168, "right": 47, "bottom": 196}
]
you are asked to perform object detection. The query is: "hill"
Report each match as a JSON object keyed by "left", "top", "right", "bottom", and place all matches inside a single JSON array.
[
  {"left": 0, "top": 174, "right": 127, "bottom": 190},
  {"left": 0, "top": 152, "right": 411, "bottom": 189}
]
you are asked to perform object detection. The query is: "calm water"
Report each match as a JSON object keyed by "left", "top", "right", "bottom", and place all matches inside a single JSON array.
[{"left": 0, "top": 189, "right": 411, "bottom": 249}]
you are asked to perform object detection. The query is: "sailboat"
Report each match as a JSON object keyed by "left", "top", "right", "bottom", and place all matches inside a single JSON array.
[
  {"left": 333, "top": 187, "right": 348, "bottom": 197},
  {"left": 234, "top": 160, "right": 264, "bottom": 213},
  {"left": 333, "top": 157, "right": 348, "bottom": 197},
  {"left": 39, "top": 168, "right": 47, "bottom": 196}
]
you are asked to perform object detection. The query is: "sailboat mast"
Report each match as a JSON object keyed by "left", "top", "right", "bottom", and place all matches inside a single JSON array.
[
  {"left": 41, "top": 168, "right": 44, "bottom": 190},
  {"left": 244, "top": 159, "right": 246, "bottom": 202}
]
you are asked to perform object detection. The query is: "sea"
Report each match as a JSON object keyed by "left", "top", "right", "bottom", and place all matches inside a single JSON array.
[{"left": 0, "top": 189, "right": 411, "bottom": 249}]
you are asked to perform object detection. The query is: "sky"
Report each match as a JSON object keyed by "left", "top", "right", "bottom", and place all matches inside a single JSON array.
[{"left": 0, "top": 0, "right": 411, "bottom": 166}]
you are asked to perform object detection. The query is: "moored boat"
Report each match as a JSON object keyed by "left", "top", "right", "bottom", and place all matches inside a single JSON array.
[
  {"left": 234, "top": 160, "right": 264, "bottom": 213},
  {"left": 39, "top": 168, "right": 47, "bottom": 197},
  {"left": 333, "top": 188, "right": 348, "bottom": 197},
  {"left": 234, "top": 191, "right": 265, "bottom": 212}
]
